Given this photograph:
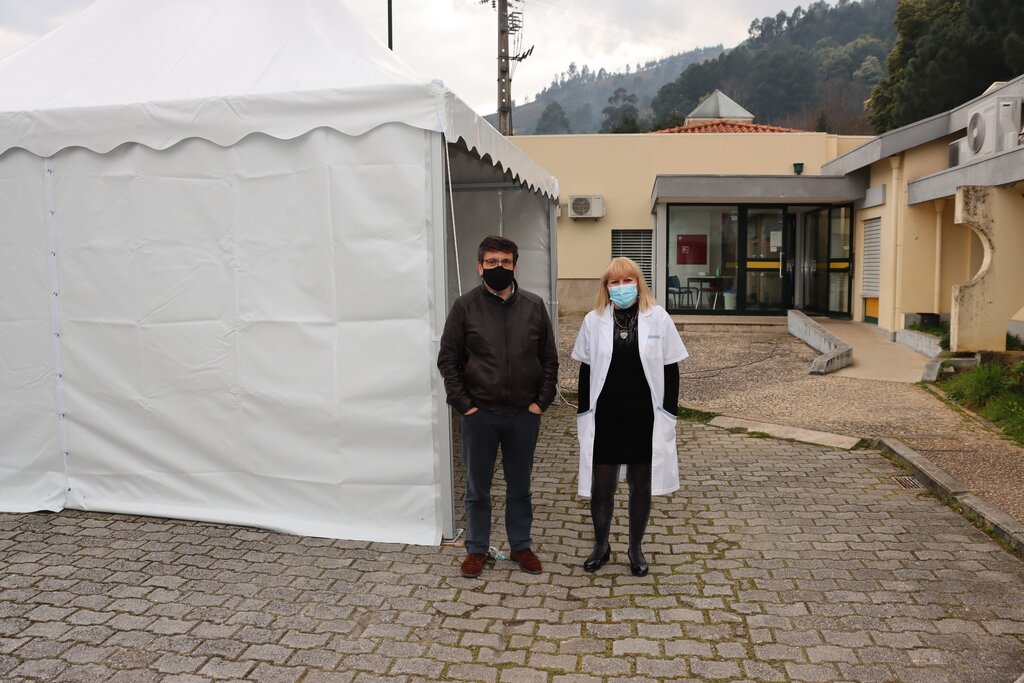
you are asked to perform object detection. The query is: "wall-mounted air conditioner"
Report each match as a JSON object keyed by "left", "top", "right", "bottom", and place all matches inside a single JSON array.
[
  {"left": 961, "top": 97, "right": 1022, "bottom": 163},
  {"left": 568, "top": 195, "right": 604, "bottom": 219}
]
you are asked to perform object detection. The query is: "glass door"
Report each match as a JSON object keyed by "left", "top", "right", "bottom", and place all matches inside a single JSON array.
[
  {"left": 742, "top": 207, "right": 793, "bottom": 312},
  {"left": 802, "top": 208, "right": 829, "bottom": 313},
  {"left": 827, "top": 206, "right": 852, "bottom": 316}
]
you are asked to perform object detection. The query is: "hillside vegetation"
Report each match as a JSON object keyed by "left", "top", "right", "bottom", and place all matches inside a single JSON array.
[
  {"left": 494, "top": 47, "right": 724, "bottom": 135},
  {"left": 507, "top": 0, "right": 898, "bottom": 135}
]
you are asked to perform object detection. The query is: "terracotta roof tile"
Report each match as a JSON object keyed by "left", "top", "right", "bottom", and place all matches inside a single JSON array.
[{"left": 653, "top": 121, "right": 803, "bottom": 134}]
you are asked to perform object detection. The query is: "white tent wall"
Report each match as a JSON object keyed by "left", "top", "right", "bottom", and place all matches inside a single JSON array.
[
  {"left": 0, "top": 125, "right": 446, "bottom": 544},
  {"left": 0, "top": 149, "right": 65, "bottom": 512}
]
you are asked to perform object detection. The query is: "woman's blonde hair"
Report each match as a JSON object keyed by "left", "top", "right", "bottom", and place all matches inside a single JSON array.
[{"left": 594, "top": 257, "right": 656, "bottom": 313}]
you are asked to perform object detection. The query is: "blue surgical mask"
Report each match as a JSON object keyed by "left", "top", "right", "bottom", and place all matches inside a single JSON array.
[{"left": 609, "top": 283, "right": 638, "bottom": 308}]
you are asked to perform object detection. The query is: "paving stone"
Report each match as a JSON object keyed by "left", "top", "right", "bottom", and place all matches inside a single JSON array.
[
  {"left": 53, "top": 663, "right": 117, "bottom": 682},
  {"left": 197, "top": 657, "right": 255, "bottom": 679},
  {"left": 446, "top": 663, "right": 498, "bottom": 682}
]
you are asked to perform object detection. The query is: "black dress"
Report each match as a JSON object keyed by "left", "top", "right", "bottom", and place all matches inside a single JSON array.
[{"left": 593, "top": 302, "right": 653, "bottom": 465}]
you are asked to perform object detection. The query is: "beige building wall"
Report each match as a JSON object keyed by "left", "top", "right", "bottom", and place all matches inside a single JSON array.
[
  {"left": 511, "top": 133, "right": 871, "bottom": 280},
  {"left": 860, "top": 136, "right": 972, "bottom": 334}
]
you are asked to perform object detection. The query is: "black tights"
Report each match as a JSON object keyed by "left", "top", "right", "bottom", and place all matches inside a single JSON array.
[{"left": 590, "top": 462, "right": 651, "bottom": 555}]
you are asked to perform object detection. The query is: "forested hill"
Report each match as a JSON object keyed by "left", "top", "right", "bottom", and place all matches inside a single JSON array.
[
  {"left": 486, "top": 47, "right": 724, "bottom": 135},
  {"left": 652, "top": 0, "right": 898, "bottom": 133},
  {"left": 503, "top": 0, "right": 899, "bottom": 135}
]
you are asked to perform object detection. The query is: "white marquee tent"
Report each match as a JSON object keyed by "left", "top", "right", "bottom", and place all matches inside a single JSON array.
[{"left": 0, "top": 0, "right": 559, "bottom": 545}]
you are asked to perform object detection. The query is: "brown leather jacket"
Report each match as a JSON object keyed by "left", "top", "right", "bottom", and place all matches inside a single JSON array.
[{"left": 437, "top": 283, "right": 559, "bottom": 416}]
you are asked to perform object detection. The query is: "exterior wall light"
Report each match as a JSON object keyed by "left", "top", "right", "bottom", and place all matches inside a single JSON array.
[{"left": 793, "top": 162, "right": 804, "bottom": 175}]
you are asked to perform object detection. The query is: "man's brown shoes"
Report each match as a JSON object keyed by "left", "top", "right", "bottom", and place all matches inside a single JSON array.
[
  {"left": 461, "top": 549, "right": 542, "bottom": 578},
  {"left": 460, "top": 553, "right": 487, "bottom": 578},
  {"left": 510, "top": 548, "right": 543, "bottom": 574}
]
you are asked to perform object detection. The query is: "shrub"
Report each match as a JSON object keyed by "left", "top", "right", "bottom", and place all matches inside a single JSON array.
[{"left": 1007, "top": 361, "right": 1024, "bottom": 393}]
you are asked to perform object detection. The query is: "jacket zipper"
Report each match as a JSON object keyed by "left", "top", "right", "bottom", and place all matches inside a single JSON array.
[{"left": 502, "top": 303, "right": 511, "bottom": 405}]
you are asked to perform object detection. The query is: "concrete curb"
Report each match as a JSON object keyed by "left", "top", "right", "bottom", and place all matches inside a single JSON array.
[
  {"left": 787, "top": 310, "right": 853, "bottom": 374},
  {"left": 710, "top": 415, "right": 861, "bottom": 450},
  {"left": 874, "top": 437, "right": 1024, "bottom": 554}
]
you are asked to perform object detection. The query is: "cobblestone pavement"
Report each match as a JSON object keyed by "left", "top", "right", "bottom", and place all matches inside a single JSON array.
[
  {"left": 3, "top": 402, "right": 1024, "bottom": 682},
  {"left": 556, "top": 316, "right": 1024, "bottom": 525}
]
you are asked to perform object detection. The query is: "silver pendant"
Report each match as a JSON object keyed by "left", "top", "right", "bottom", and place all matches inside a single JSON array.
[{"left": 619, "top": 330, "right": 628, "bottom": 340}]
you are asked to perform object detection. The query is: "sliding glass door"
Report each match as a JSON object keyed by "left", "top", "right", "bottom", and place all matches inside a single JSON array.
[
  {"left": 742, "top": 207, "right": 793, "bottom": 313},
  {"left": 666, "top": 203, "right": 851, "bottom": 317}
]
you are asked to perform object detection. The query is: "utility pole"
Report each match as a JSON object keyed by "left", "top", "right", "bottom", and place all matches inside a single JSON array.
[
  {"left": 497, "top": 0, "right": 512, "bottom": 135},
  {"left": 480, "top": 0, "right": 531, "bottom": 135}
]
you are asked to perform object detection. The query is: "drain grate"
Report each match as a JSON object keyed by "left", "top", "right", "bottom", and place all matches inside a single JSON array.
[{"left": 893, "top": 475, "right": 925, "bottom": 490}]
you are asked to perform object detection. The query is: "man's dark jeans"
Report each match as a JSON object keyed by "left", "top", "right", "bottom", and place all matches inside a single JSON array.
[{"left": 460, "top": 409, "right": 541, "bottom": 555}]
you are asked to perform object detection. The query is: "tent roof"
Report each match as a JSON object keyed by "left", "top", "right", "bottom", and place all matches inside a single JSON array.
[{"left": 0, "top": 0, "right": 557, "bottom": 199}]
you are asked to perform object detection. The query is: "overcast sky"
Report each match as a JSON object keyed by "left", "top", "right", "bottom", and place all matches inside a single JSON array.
[{"left": 0, "top": 0, "right": 819, "bottom": 115}]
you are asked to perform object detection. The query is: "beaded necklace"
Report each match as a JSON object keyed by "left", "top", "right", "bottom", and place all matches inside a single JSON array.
[{"left": 613, "top": 308, "right": 638, "bottom": 340}]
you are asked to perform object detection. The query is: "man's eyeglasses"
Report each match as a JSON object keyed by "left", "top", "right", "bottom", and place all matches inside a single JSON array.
[{"left": 481, "top": 258, "right": 514, "bottom": 268}]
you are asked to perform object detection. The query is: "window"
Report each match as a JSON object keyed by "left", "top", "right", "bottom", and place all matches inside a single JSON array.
[{"left": 611, "top": 229, "right": 653, "bottom": 287}]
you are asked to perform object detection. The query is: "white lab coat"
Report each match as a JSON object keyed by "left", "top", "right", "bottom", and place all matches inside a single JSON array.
[{"left": 571, "top": 304, "right": 688, "bottom": 498}]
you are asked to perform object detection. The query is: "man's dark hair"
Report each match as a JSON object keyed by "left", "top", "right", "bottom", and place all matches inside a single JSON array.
[{"left": 477, "top": 235, "right": 519, "bottom": 264}]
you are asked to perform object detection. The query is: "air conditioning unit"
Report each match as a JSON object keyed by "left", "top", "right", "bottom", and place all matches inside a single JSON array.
[
  {"left": 962, "top": 97, "right": 1022, "bottom": 163},
  {"left": 568, "top": 195, "right": 604, "bottom": 219}
]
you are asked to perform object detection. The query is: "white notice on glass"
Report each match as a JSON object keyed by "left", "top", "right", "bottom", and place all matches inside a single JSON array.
[{"left": 770, "top": 231, "right": 782, "bottom": 248}]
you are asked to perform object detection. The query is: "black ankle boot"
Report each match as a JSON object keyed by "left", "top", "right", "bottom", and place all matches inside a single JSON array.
[
  {"left": 627, "top": 546, "right": 648, "bottom": 576},
  {"left": 583, "top": 546, "right": 610, "bottom": 572}
]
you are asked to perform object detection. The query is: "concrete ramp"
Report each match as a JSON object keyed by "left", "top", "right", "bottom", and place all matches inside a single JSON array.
[{"left": 817, "top": 319, "right": 929, "bottom": 383}]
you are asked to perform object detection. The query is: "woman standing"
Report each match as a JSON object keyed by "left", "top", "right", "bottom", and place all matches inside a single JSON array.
[{"left": 571, "top": 257, "right": 687, "bottom": 575}]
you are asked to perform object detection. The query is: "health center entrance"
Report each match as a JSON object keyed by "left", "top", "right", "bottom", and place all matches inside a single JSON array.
[{"left": 666, "top": 203, "right": 852, "bottom": 316}]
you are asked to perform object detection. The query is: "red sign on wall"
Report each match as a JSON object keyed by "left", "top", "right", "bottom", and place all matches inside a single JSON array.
[{"left": 677, "top": 234, "right": 707, "bottom": 265}]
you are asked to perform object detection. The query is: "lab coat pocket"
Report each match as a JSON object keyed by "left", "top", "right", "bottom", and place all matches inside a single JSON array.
[
  {"left": 645, "top": 336, "right": 666, "bottom": 364},
  {"left": 651, "top": 407, "right": 680, "bottom": 495},
  {"left": 653, "top": 407, "right": 677, "bottom": 454}
]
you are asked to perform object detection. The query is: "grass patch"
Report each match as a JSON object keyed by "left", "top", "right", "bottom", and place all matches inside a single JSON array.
[
  {"left": 746, "top": 431, "right": 771, "bottom": 438},
  {"left": 940, "top": 360, "right": 1024, "bottom": 447},
  {"left": 677, "top": 405, "right": 718, "bottom": 423}
]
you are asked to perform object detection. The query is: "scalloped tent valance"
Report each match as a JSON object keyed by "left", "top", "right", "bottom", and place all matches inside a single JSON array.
[{"left": 0, "top": 0, "right": 557, "bottom": 200}]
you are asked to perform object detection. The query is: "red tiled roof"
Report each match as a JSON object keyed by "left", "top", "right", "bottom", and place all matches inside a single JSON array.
[{"left": 653, "top": 121, "right": 803, "bottom": 134}]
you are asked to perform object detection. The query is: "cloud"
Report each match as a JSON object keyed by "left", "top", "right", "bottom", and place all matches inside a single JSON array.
[
  {"left": 0, "top": 0, "right": 816, "bottom": 115},
  {"left": 0, "top": 25, "right": 35, "bottom": 59}
]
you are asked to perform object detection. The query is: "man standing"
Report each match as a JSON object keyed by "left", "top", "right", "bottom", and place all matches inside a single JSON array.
[{"left": 438, "top": 235, "right": 559, "bottom": 578}]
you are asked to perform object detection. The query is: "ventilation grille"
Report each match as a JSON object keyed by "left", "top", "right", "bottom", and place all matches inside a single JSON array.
[{"left": 611, "top": 229, "right": 653, "bottom": 288}]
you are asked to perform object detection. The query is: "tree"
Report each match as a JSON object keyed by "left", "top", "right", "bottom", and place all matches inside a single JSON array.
[
  {"left": 600, "top": 88, "right": 641, "bottom": 133},
  {"left": 815, "top": 111, "right": 830, "bottom": 132},
  {"left": 867, "top": 0, "right": 1024, "bottom": 132},
  {"left": 534, "top": 101, "right": 572, "bottom": 134}
]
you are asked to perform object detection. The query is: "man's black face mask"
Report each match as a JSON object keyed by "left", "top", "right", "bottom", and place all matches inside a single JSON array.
[{"left": 482, "top": 265, "right": 514, "bottom": 291}]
